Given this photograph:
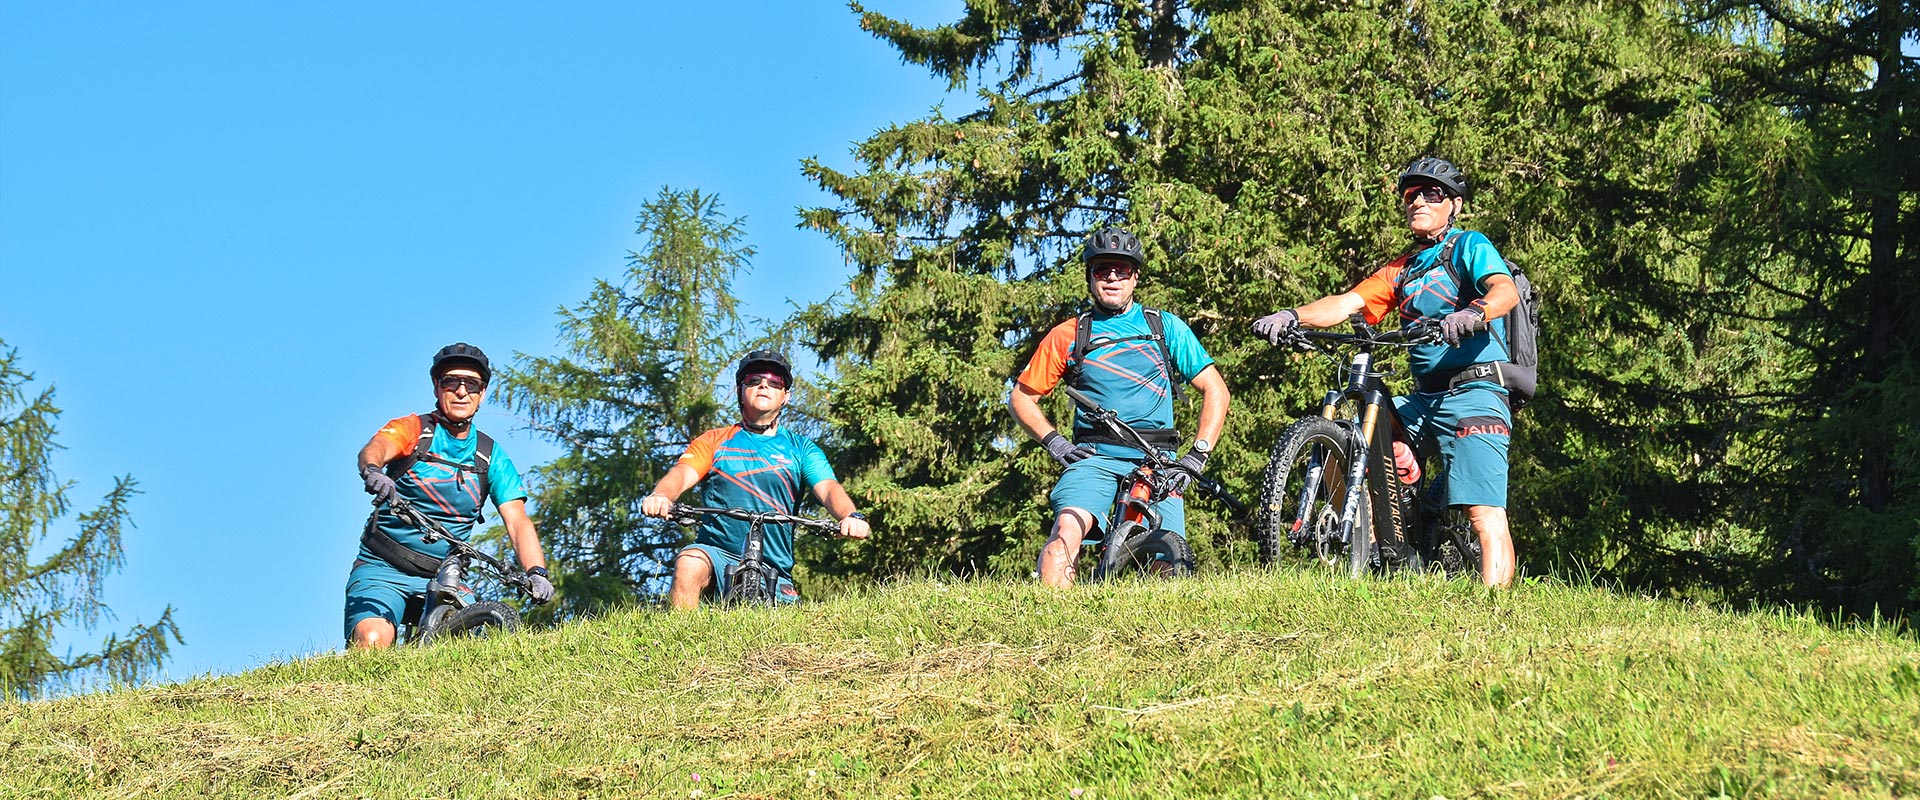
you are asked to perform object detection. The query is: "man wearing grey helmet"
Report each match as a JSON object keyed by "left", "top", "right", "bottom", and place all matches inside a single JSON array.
[
  {"left": 641, "top": 350, "right": 870, "bottom": 609},
  {"left": 1252, "top": 156, "right": 1520, "bottom": 587},
  {"left": 347, "top": 342, "right": 553, "bottom": 648}
]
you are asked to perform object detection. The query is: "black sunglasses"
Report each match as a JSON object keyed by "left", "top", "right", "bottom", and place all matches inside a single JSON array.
[
  {"left": 437, "top": 375, "right": 486, "bottom": 393},
  {"left": 1402, "top": 185, "right": 1452, "bottom": 205},
  {"left": 740, "top": 375, "right": 788, "bottom": 390}
]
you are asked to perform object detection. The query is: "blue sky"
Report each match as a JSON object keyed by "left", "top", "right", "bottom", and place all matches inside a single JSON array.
[{"left": 1, "top": 1, "right": 961, "bottom": 682}]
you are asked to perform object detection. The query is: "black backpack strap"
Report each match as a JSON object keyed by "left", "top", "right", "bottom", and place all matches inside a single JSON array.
[
  {"left": 1439, "top": 233, "right": 1518, "bottom": 365},
  {"left": 470, "top": 431, "right": 493, "bottom": 509},
  {"left": 1140, "top": 307, "right": 1186, "bottom": 400},
  {"left": 1436, "top": 231, "right": 1470, "bottom": 299},
  {"left": 1066, "top": 311, "right": 1093, "bottom": 386}
]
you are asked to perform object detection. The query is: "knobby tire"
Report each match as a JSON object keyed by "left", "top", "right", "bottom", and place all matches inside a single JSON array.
[
  {"left": 1257, "top": 417, "right": 1371, "bottom": 572},
  {"left": 1095, "top": 527, "right": 1196, "bottom": 580},
  {"left": 420, "top": 600, "right": 520, "bottom": 645}
]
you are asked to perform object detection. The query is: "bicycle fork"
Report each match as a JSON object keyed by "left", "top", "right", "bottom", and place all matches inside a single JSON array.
[{"left": 1336, "top": 403, "right": 1383, "bottom": 563}]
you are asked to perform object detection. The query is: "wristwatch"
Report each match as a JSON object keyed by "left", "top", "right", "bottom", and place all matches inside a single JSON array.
[
  {"left": 846, "top": 511, "right": 868, "bottom": 521},
  {"left": 1191, "top": 439, "right": 1214, "bottom": 455},
  {"left": 526, "top": 566, "right": 550, "bottom": 578}
]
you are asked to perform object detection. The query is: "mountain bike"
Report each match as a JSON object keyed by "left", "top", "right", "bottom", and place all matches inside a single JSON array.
[
  {"left": 1059, "top": 385, "right": 1245, "bottom": 580},
  {"left": 1255, "top": 316, "right": 1482, "bottom": 578},
  {"left": 380, "top": 495, "right": 534, "bottom": 644},
  {"left": 666, "top": 503, "right": 840, "bottom": 606}
]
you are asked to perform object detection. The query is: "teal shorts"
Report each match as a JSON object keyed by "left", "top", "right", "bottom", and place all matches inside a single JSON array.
[
  {"left": 344, "top": 559, "right": 427, "bottom": 642},
  {"left": 1048, "top": 450, "right": 1188, "bottom": 537},
  {"left": 681, "top": 544, "right": 799, "bottom": 604},
  {"left": 1394, "top": 381, "right": 1512, "bottom": 508}
]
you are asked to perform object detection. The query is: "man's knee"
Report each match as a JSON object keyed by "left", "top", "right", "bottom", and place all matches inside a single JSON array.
[
  {"left": 673, "top": 549, "right": 714, "bottom": 583},
  {"left": 1048, "top": 509, "right": 1095, "bottom": 548},
  {"left": 351, "top": 617, "right": 397, "bottom": 650},
  {"left": 1466, "top": 504, "right": 1509, "bottom": 531}
]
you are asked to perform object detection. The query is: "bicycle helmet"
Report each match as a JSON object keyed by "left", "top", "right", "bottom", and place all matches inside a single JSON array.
[
  {"left": 430, "top": 342, "right": 491, "bottom": 384},
  {"left": 1083, "top": 226, "right": 1145, "bottom": 270},
  {"left": 1397, "top": 156, "right": 1472, "bottom": 201},
  {"left": 735, "top": 349, "right": 793, "bottom": 386}
]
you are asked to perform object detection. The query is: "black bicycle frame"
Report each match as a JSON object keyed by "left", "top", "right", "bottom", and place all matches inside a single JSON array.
[
  {"left": 375, "top": 496, "right": 532, "bottom": 642},
  {"left": 1290, "top": 317, "right": 1439, "bottom": 565},
  {"left": 381, "top": 495, "right": 532, "bottom": 598},
  {"left": 668, "top": 504, "right": 838, "bottom": 604}
]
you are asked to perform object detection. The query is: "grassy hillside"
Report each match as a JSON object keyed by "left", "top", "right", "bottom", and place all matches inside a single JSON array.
[{"left": 3, "top": 570, "right": 1917, "bottom": 799}]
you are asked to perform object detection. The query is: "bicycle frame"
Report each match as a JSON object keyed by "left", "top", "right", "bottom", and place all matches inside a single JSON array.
[
  {"left": 378, "top": 495, "right": 533, "bottom": 642},
  {"left": 1057, "top": 385, "right": 1219, "bottom": 579},
  {"left": 668, "top": 504, "right": 839, "bottom": 605},
  {"left": 1285, "top": 317, "right": 1440, "bottom": 569}
]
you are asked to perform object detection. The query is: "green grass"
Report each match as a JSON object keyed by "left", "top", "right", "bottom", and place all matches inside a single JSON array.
[{"left": 4, "top": 569, "right": 1917, "bottom": 799}]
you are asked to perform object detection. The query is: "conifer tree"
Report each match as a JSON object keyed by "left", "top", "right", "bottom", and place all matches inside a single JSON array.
[
  {"left": 799, "top": 0, "right": 1767, "bottom": 589},
  {"left": 1683, "top": 0, "right": 1919, "bottom": 611},
  {"left": 0, "top": 340, "right": 181, "bottom": 698},
  {"left": 494, "top": 188, "right": 760, "bottom": 615}
]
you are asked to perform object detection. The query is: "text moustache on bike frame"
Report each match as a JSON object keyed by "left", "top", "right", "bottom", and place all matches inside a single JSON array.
[
  {"left": 346, "top": 342, "right": 553, "bottom": 649},
  {"left": 1252, "top": 156, "right": 1519, "bottom": 587},
  {"left": 640, "top": 350, "right": 871, "bottom": 610},
  {"left": 1010, "top": 226, "right": 1232, "bottom": 588}
]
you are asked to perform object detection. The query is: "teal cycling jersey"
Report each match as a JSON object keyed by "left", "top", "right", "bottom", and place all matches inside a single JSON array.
[
  {"left": 1016, "top": 302, "right": 1215, "bottom": 455},
  {"left": 1355, "top": 228, "right": 1513, "bottom": 377},
  {"left": 358, "top": 414, "right": 527, "bottom": 565},
  {"left": 675, "top": 423, "right": 837, "bottom": 576}
]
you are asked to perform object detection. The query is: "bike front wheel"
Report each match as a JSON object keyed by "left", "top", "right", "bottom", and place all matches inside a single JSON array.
[
  {"left": 1257, "top": 416, "right": 1372, "bottom": 573},
  {"left": 1094, "top": 527, "right": 1196, "bottom": 580},
  {"left": 420, "top": 600, "right": 521, "bottom": 645}
]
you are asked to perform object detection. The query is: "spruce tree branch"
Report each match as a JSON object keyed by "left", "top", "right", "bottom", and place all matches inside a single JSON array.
[
  {"left": 1748, "top": 0, "right": 1876, "bottom": 58},
  {"left": 1018, "top": 68, "right": 1088, "bottom": 100},
  {"left": 1725, "top": 256, "right": 1829, "bottom": 311}
]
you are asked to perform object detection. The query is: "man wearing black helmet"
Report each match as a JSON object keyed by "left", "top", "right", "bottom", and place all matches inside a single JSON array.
[
  {"left": 640, "top": 350, "right": 870, "bottom": 609},
  {"left": 1252, "top": 156, "right": 1520, "bottom": 587},
  {"left": 1010, "top": 226, "right": 1231, "bottom": 587},
  {"left": 345, "top": 343, "right": 553, "bottom": 648}
]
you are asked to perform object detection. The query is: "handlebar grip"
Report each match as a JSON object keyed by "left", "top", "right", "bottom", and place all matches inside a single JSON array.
[{"left": 1060, "top": 385, "right": 1099, "bottom": 411}]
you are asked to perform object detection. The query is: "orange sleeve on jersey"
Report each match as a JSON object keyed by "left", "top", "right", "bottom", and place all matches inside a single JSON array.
[
  {"left": 1349, "top": 259, "right": 1406, "bottom": 325},
  {"left": 374, "top": 414, "right": 423, "bottom": 456},
  {"left": 1015, "top": 319, "right": 1080, "bottom": 395},
  {"left": 674, "top": 426, "right": 735, "bottom": 478}
]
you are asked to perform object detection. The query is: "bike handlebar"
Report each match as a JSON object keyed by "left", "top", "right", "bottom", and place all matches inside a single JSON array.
[
  {"left": 377, "top": 496, "right": 532, "bottom": 594},
  {"left": 1289, "top": 318, "right": 1443, "bottom": 347},
  {"left": 667, "top": 503, "right": 842, "bottom": 535},
  {"left": 1058, "top": 385, "right": 1177, "bottom": 469}
]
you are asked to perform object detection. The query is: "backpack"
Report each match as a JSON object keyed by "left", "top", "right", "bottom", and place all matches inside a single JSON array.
[
  {"left": 1435, "top": 234, "right": 1539, "bottom": 409},
  {"left": 383, "top": 411, "right": 496, "bottom": 522},
  {"left": 1066, "top": 306, "right": 1185, "bottom": 400}
]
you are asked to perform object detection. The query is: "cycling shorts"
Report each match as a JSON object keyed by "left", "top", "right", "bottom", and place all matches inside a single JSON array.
[
  {"left": 1049, "top": 451, "right": 1188, "bottom": 537},
  {"left": 1394, "top": 381, "right": 1512, "bottom": 508},
  {"left": 679, "top": 544, "right": 800, "bottom": 604},
  {"left": 344, "top": 559, "right": 428, "bottom": 642}
]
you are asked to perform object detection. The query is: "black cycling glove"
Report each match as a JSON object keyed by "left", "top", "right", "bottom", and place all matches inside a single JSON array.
[
  {"left": 361, "top": 463, "right": 399, "bottom": 505},
  {"left": 1041, "top": 431, "right": 1094, "bottom": 468},
  {"left": 1164, "top": 450, "right": 1210, "bottom": 496}
]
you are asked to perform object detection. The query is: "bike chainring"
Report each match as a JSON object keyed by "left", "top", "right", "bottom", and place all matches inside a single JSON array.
[{"left": 1309, "top": 506, "right": 1345, "bottom": 567}]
